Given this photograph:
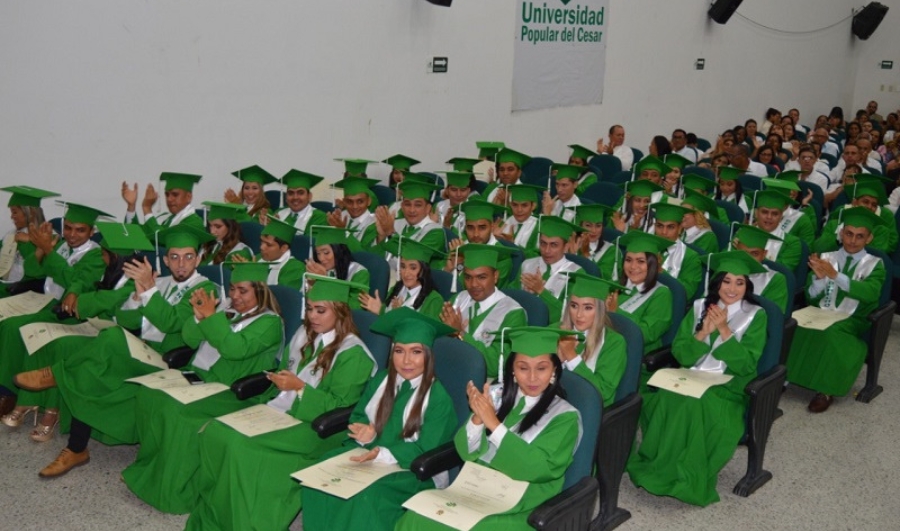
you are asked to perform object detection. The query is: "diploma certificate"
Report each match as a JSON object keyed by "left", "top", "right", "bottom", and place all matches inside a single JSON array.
[
  {"left": 291, "top": 448, "right": 404, "bottom": 499},
  {"left": 215, "top": 404, "right": 301, "bottom": 437},
  {"left": 0, "top": 291, "right": 55, "bottom": 321},
  {"left": 20, "top": 321, "right": 103, "bottom": 355},
  {"left": 0, "top": 233, "right": 15, "bottom": 278},
  {"left": 647, "top": 367, "right": 734, "bottom": 399},
  {"left": 126, "top": 369, "right": 228, "bottom": 404},
  {"left": 402, "top": 462, "right": 529, "bottom": 531},
  {"left": 793, "top": 306, "right": 851, "bottom": 331}
]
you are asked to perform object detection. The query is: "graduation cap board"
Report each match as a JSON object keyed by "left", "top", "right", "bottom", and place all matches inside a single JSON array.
[
  {"left": 370, "top": 306, "right": 455, "bottom": 347},
  {"left": 61, "top": 202, "right": 112, "bottom": 226},
  {"left": 281, "top": 170, "right": 324, "bottom": 191},
  {"left": 226, "top": 261, "right": 271, "bottom": 283},
  {"left": 382, "top": 154, "right": 420, "bottom": 171},
  {"left": 305, "top": 274, "right": 370, "bottom": 305},
  {"left": 568, "top": 144, "right": 598, "bottom": 161},
  {"left": 1, "top": 186, "right": 60, "bottom": 208},
  {"left": 94, "top": 222, "right": 155, "bottom": 255},
  {"left": 160, "top": 172, "right": 202, "bottom": 192},
  {"left": 335, "top": 159, "right": 377, "bottom": 177},
  {"left": 202, "top": 201, "right": 251, "bottom": 222},
  {"left": 159, "top": 223, "right": 215, "bottom": 250},
  {"left": 232, "top": 165, "right": 277, "bottom": 186}
]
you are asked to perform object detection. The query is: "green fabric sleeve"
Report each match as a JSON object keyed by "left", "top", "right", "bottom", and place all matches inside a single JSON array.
[{"left": 292, "top": 346, "right": 375, "bottom": 422}]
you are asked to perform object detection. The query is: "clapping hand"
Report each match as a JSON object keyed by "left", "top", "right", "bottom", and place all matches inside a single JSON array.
[
  {"left": 467, "top": 381, "right": 499, "bottom": 430},
  {"left": 190, "top": 289, "right": 219, "bottom": 320},
  {"left": 347, "top": 422, "right": 376, "bottom": 445}
]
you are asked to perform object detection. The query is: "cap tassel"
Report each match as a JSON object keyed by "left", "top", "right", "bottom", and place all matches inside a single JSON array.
[
  {"left": 218, "top": 261, "right": 227, "bottom": 303},
  {"left": 703, "top": 253, "right": 712, "bottom": 298},
  {"left": 396, "top": 234, "right": 403, "bottom": 286},
  {"left": 561, "top": 270, "right": 573, "bottom": 322},
  {"left": 300, "top": 272, "right": 309, "bottom": 319},
  {"left": 749, "top": 191, "right": 759, "bottom": 226},
  {"left": 154, "top": 230, "right": 161, "bottom": 273},
  {"left": 450, "top": 244, "right": 460, "bottom": 294},
  {"left": 612, "top": 236, "right": 621, "bottom": 282},
  {"left": 727, "top": 221, "right": 739, "bottom": 252}
]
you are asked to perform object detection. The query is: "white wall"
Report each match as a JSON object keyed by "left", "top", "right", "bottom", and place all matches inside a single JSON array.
[
  {"left": 850, "top": 1, "right": 900, "bottom": 114},
  {"left": 0, "top": 0, "right": 895, "bottom": 234}
]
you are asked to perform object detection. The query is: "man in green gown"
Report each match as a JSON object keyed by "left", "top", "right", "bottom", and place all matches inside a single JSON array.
[
  {"left": 122, "top": 172, "right": 204, "bottom": 239},
  {"left": 444, "top": 199, "right": 513, "bottom": 287},
  {"left": 731, "top": 224, "right": 790, "bottom": 313},
  {"left": 254, "top": 215, "right": 306, "bottom": 289},
  {"left": 750, "top": 190, "right": 803, "bottom": 272},
  {"left": 0, "top": 185, "right": 60, "bottom": 300},
  {"left": 327, "top": 176, "right": 380, "bottom": 249},
  {"left": 813, "top": 178, "right": 898, "bottom": 254},
  {"left": 651, "top": 202, "right": 703, "bottom": 300},
  {"left": 373, "top": 180, "right": 446, "bottom": 270},
  {"left": 273, "top": 169, "right": 329, "bottom": 235},
  {"left": 573, "top": 204, "right": 620, "bottom": 281}
]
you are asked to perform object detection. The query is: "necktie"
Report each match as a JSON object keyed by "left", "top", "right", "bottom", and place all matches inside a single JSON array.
[
  {"left": 402, "top": 225, "right": 417, "bottom": 236},
  {"left": 542, "top": 266, "right": 552, "bottom": 281},
  {"left": 469, "top": 302, "right": 481, "bottom": 322},
  {"left": 285, "top": 212, "right": 298, "bottom": 226},
  {"left": 843, "top": 256, "right": 854, "bottom": 275},
  {"left": 513, "top": 223, "right": 521, "bottom": 238},
  {"left": 399, "top": 380, "right": 413, "bottom": 395},
  {"left": 506, "top": 397, "right": 527, "bottom": 425}
]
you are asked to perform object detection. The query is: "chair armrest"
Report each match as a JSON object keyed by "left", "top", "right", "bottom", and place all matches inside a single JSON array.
[
  {"left": 6, "top": 278, "right": 46, "bottom": 296},
  {"left": 527, "top": 476, "right": 598, "bottom": 531},
  {"left": 230, "top": 372, "right": 272, "bottom": 400},
  {"left": 745, "top": 364, "right": 787, "bottom": 398},
  {"left": 311, "top": 406, "right": 354, "bottom": 439},
  {"left": 164, "top": 346, "right": 197, "bottom": 369},
  {"left": 410, "top": 442, "right": 463, "bottom": 482},
  {"left": 643, "top": 346, "right": 675, "bottom": 373}
]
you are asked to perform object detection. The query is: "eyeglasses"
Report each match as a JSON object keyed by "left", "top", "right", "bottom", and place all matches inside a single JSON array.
[{"left": 167, "top": 253, "right": 196, "bottom": 263}]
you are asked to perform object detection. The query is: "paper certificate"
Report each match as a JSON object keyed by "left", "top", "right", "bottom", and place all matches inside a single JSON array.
[
  {"left": 402, "top": 462, "right": 529, "bottom": 531},
  {"left": 126, "top": 369, "right": 228, "bottom": 404},
  {"left": 119, "top": 328, "right": 169, "bottom": 370},
  {"left": 20, "top": 321, "right": 104, "bottom": 355},
  {"left": 0, "top": 291, "right": 55, "bottom": 321},
  {"left": 0, "top": 233, "right": 15, "bottom": 278},
  {"left": 291, "top": 448, "right": 404, "bottom": 500},
  {"left": 793, "top": 306, "right": 851, "bottom": 331},
  {"left": 647, "top": 368, "right": 734, "bottom": 399},
  {"left": 215, "top": 404, "right": 301, "bottom": 437}
]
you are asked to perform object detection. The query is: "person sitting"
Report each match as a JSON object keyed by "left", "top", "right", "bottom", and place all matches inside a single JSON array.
[
  {"left": 122, "top": 172, "right": 204, "bottom": 238},
  {"left": 441, "top": 244, "right": 525, "bottom": 378},
  {"left": 557, "top": 272, "right": 628, "bottom": 407},
  {"left": 731, "top": 224, "right": 790, "bottom": 313},
  {"left": 567, "top": 143, "right": 601, "bottom": 193},
  {"left": 760, "top": 177, "right": 817, "bottom": 244},
  {"left": 662, "top": 153, "right": 692, "bottom": 198},
  {"left": 327, "top": 176, "right": 380, "bottom": 249},
  {"left": 359, "top": 238, "right": 444, "bottom": 320},
  {"left": 14, "top": 224, "right": 218, "bottom": 477},
  {"left": 542, "top": 164, "right": 582, "bottom": 223},
  {"left": 628, "top": 250, "right": 767, "bottom": 506},
  {"left": 651, "top": 202, "right": 703, "bottom": 299},
  {"left": 434, "top": 170, "right": 477, "bottom": 236},
  {"left": 512, "top": 216, "right": 584, "bottom": 320},
  {"left": 787, "top": 207, "right": 887, "bottom": 413},
  {"left": 611, "top": 180, "right": 665, "bottom": 234},
  {"left": 395, "top": 326, "right": 582, "bottom": 531},
  {"left": 306, "top": 226, "right": 370, "bottom": 309},
  {"left": 484, "top": 148, "right": 530, "bottom": 205},
  {"left": 224, "top": 165, "right": 275, "bottom": 222},
  {"left": 374, "top": 179, "right": 446, "bottom": 270},
  {"left": 383, "top": 154, "right": 421, "bottom": 191},
  {"left": 272, "top": 169, "right": 329, "bottom": 235},
  {"left": 444, "top": 199, "right": 513, "bottom": 287},
  {"left": 493, "top": 184, "right": 543, "bottom": 258},
  {"left": 749, "top": 190, "right": 803, "bottom": 271},
  {"left": 595, "top": 125, "right": 634, "bottom": 171},
  {"left": 122, "top": 262, "right": 285, "bottom": 513},
  {"left": 242, "top": 216, "right": 305, "bottom": 290},
  {"left": 714, "top": 166, "right": 750, "bottom": 217},
  {"left": 572, "top": 204, "right": 618, "bottom": 280},
  {"left": 0, "top": 186, "right": 59, "bottom": 299},
  {"left": 607, "top": 231, "right": 673, "bottom": 355},
  {"left": 680, "top": 188, "right": 722, "bottom": 255},
  {"left": 198, "top": 201, "right": 253, "bottom": 265},
  {"left": 814, "top": 178, "right": 898, "bottom": 254}
]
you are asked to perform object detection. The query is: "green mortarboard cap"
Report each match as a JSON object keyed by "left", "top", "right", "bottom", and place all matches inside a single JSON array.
[
  {"left": 306, "top": 274, "right": 369, "bottom": 304},
  {"left": 651, "top": 202, "right": 692, "bottom": 223},
  {"left": 855, "top": 173, "right": 893, "bottom": 186},
  {"left": 438, "top": 171, "right": 474, "bottom": 189},
  {"left": 95, "top": 222, "right": 154, "bottom": 255},
  {"left": 202, "top": 201, "right": 250, "bottom": 222},
  {"left": 446, "top": 157, "right": 481, "bottom": 172},
  {"left": 381, "top": 235, "right": 446, "bottom": 263},
  {"left": 261, "top": 215, "right": 299, "bottom": 243},
  {"left": 682, "top": 189, "right": 719, "bottom": 219},
  {"left": 496, "top": 148, "right": 531, "bottom": 167},
  {"left": 663, "top": 153, "right": 692, "bottom": 170},
  {"left": 753, "top": 190, "right": 796, "bottom": 210},
  {"left": 63, "top": 202, "right": 112, "bottom": 226},
  {"left": 621, "top": 179, "right": 664, "bottom": 198},
  {"left": 568, "top": 144, "right": 598, "bottom": 161},
  {"left": 227, "top": 261, "right": 272, "bottom": 284},
  {"left": 574, "top": 204, "right": 613, "bottom": 225},
  {"left": 775, "top": 170, "right": 802, "bottom": 183},
  {"left": 847, "top": 181, "right": 888, "bottom": 205},
  {"left": 717, "top": 166, "right": 746, "bottom": 181},
  {"left": 733, "top": 224, "right": 782, "bottom": 249},
  {"left": 332, "top": 176, "right": 380, "bottom": 196},
  {"left": 567, "top": 271, "right": 624, "bottom": 300},
  {"left": 841, "top": 206, "right": 885, "bottom": 231},
  {"left": 538, "top": 215, "right": 583, "bottom": 240},
  {"left": 309, "top": 225, "right": 357, "bottom": 247},
  {"left": 619, "top": 231, "right": 672, "bottom": 255},
  {"left": 232, "top": 165, "right": 277, "bottom": 186},
  {"left": 709, "top": 250, "right": 767, "bottom": 276},
  {"left": 1, "top": 186, "right": 60, "bottom": 208},
  {"left": 382, "top": 154, "right": 421, "bottom": 171},
  {"left": 508, "top": 184, "right": 545, "bottom": 203},
  {"left": 476, "top": 141, "right": 505, "bottom": 159},
  {"left": 335, "top": 158, "right": 377, "bottom": 177},
  {"left": 159, "top": 223, "right": 215, "bottom": 250},
  {"left": 281, "top": 169, "right": 324, "bottom": 191},
  {"left": 460, "top": 198, "right": 507, "bottom": 221},
  {"left": 635, "top": 155, "right": 672, "bottom": 176},
  {"left": 370, "top": 306, "right": 455, "bottom": 347},
  {"left": 397, "top": 180, "right": 440, "bottom": 201},
  {"left": 552, "top": 163, "right": 583, "bottom": 182},
  {"left": 503, "top": 326, "right": 581, "bottom": 358},
  {"left": 761, "top": 178, "right": 800, "bottom": 196},
  {"left": 457, "top": 243, "right": 516, "bottom": 270},
  {"left": 681, "top": 174, "right": 716, "bottom": 193},
  {"left": 160, "top": 172, "right": 202, "bottom": 192},
  {"left": 402, "top": 172, "right": 438, "bottom": 185}
]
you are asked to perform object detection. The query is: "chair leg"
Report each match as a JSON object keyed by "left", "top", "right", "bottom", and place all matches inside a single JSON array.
[
  {"left": 734, "top": 365, "right": 785, "bottom": 497},
  {"left": 593, "top": 394, "right": 641, "bottom": 531},
  {"left": 857, "top": 301, "right": 895, "bottom": 403}
]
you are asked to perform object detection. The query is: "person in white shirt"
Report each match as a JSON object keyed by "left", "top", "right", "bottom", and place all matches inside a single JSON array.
[
  {"left": 670, "top": 129, "right": 698, "bottom": 163},
  {"left": 542, "top": 164, "right": 582, "bottom": 223},
  {"left": 730, "top": 144, "right": 767, "bottom": 177},
  {"left": 596, "top": 124, "right": 634, "bottom": 171}
]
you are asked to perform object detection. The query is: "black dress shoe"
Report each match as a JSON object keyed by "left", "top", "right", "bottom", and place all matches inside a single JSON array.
[
  {"left": 808, "top": 393, "right": 834, "bottom": 413},
  {"left": 0, "top": 395, "right": 16, "bottom": 417}
]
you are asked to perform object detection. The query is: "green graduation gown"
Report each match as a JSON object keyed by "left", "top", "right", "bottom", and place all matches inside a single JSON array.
[
  {"left": 787, "top": 251, "right": 885, "bottom": 395},
  {"left": 510, "top": 257, "right": 583, "bottom": 322},
  {"left": 628, "top": 300, "right": 767, "bottom": 506},
  {"left": 616, "top": 282, "right": 672, "bottom": 354},
  {"left": 662, "top": 240, "right": 703, "bottom": 300},
  {"left": 262, "top": 252, "right": 306, "bottom": 290},
  {"left": 133, "top": 209, "right": 204, "bottom": 240},
  {"left": 0, "top": 230, "right": 43, "bottom": 298},
  {"left": 588, "top": 240, "right": 621, "bottom": 281},
  {"left": 749, "top": 266, "right": 790, "bottom": 313},
  {"left": 199, "top": 241, "right": 253, "bottom": 266},
  {"left": 762, "top": 226, "right": 802, "bottom": 272},
  {"left": 395, "top": 392, "right": 581, "bottom": 531},
  {"left": 375, "top": 220, "right": 447, "bottom": 270},
  {"left": 813, "top": 205, "right": 898, "bottom": 254},
  {"left": 682, "top": 227, "right": 719, "bottom": 255},
  {"left": 277, "top": 205, "right": 329, "bottom": 236},
  {"left": 382, "top": 287, "right": 445, "bottom": 321},
  {"left": 560, "top": 326, "right": 627, "bottom": 407},
  {"left": 450, "top": 290, "right": 527, "bottom": 378},
  {"left": 123, "top": 309, "right": 284, "bottom": 513},
  {"left": 302, "top": 371, "right": 457, "bottom": 531}
]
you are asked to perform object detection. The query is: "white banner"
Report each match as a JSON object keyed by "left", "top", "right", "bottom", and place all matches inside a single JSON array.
[{"left": 513, "top": 0, "right": 609, "bottom": 111}]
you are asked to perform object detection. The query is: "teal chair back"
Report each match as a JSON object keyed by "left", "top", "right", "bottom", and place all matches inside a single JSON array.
[
  {"left": 588, "top": 154, "right": 622, "bottom": 181},
  {"left": 656, "top": 273, "right": 686, "bottom": 345},
  {"left": 864, "top": 248, "right": 893, "bottom": 307},
  {"left": 502, "top": 288, "right": 549, "bottom": 327},
  {"left": 433, "top": 337, "right": 487, "bottom": 427},
  {"left": 264, "top": 190, "right": 283, "bottom": 210},
  {"left": 290, "top": 234, "right": 311, "bottom": 262},
  {"left": 239, "top": 221, "right": 264, "bottom": 254},
  {"left": 352, "top": 251, "right": 389, "bottom": 298},
  {"left": 269, "top": 285, "right": 304, "bottom": 364},
  {"left": 608, "top": 313, "right": 644, "bottom": 402},
  {"left": 565, "top": 253, "right": 600, "bottom": 277},
  {"left": 630, "top": 148, "right": 644, "bottom": 161},
  {"left": 752, "top": 296, "right": 783, "bottom": 375},
  {"left": 430, "top": 269, "right": 453, "bottom": 301},
  {"left": 560, "top": 371, "right": 602, "bottom": 490},
  {"left": 351, "top": 309, "right": 392, "bottom": 370},
  {"left": 762, "top": 259, "right": 795, "bottom": 317},
  {"left": 715, "top": 200, "right": 746, "bottom": 225},
  {"left": 311, "top": 201, "right": 335, "bottom": 214},
  {"left": 371, "top": 185, "right": 396, "bottom": 207},
  {"left": 197, "top": 264, "right": 231, "bottom": 292},
  {"left": 583, "top": 182, "right": 624, "bottom": 208},
  {"left": 497, "top": 239, "right": 524, "bottom": 284}
]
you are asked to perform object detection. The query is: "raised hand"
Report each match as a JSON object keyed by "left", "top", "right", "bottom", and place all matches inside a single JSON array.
[
  {"left": 142, "top": 184, "right": 159, "bottom": 215},
  {"left": 122, "top": 181, "right": 138, "bottom": 210}
]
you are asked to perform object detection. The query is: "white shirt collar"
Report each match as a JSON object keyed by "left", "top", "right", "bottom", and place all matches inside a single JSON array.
[
  {"left": 515, "top": 389, "right": 542, "bottom": 413},
  {"left": 401, "top": 284, "right": 422, "bottom": 300},
  {"left": 395, "top": 373, "right": 424, "bottom": 391},
  {"left": 467, "top": 288, "right": 503, "bottom": 314},
  {"left": 265, "top": 250, "right": 292, "bottom": 265},
  {"left": 315, "top": 329, "right": 337, "bottom": 350},
  {"left": 289, "top": 203, "right": 312, "bottom": 216}
]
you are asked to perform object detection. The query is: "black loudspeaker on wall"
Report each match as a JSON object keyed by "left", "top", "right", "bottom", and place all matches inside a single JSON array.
[
  {"left": 852, "top": 3, "right": 889, "bottom": 40},
  {"left": 425, "top": 0, "right": 452, "bottom": 6},
  {"left": 708, "top": 0, "right": 744, "bottom": 25}
]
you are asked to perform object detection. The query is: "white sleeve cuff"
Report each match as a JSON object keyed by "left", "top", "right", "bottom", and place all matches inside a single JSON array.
[
  {"left": 488, "top": 424, "right": 509, "bottom": 447},
  {"left": 809, "top": 277, "right": 827, "bottom": 297},
  {"left": 835, "top": 273, "right": 851, "bottom": 292},
  {"left": 373, "top": 447, "right": 398, "bottom": 465},
  {"left": 139, "top": 286, "right": 160, "bottom": 306},
  {"left": 563, "top": 356, "right": 583, "bottom": 371},
  {"left": 124, "top": 211, "right": 136, "bottom": 223},
  {"left": 465, "top": 419, "right": 485, "bottom": 453}
]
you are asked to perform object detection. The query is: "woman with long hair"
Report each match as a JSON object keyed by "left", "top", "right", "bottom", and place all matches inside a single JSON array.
[
  {"left": 199, "top": 201, "right": 253, "bottom": 265},
  {"left": 303, "top": 307, "right": 457, "bottom": 531},
  {"left": 573, "top": 204, "right": 618, "bottom": 280},
  {"left": 628, "top": 251, "right": 767, "bottom": 506},
  {"left": 608, "top": 232, "right": 673, "bottom": 354},
  {"left": 224, "top": 165, "right": 275, "bottom": 222},
  {"left": 558, "top": 272, "right": 627, "bottom": 406},
  {"left": 680, "top": 189, "right": 721, "bottom": 255},
  {"left": 648, "top": 135, "right": 672, "bottom": 158},
  {"left": 122, "top": 262, "right": 284, "bottom": 513},
  {"left": 714, "top": 166, "right": 749, "bottom": 216},
  {"left": 359, "top": 238, "right": 444, "bottom": 319},
  {"left": 306, "top": 226, "right": 370, "bottom": 309},
  {"left": 396, "top": 326, "right": 582, "bottom": 530},
  {"left": 0, "top": 186, "right": 56, "bottom": 298},
  {"left": 182, "top": 276, "right": 378, "bottom": 530},
  {"left": 611, "top": 180, "right": 664, "bottom": 234}
]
